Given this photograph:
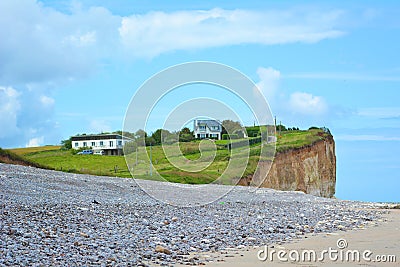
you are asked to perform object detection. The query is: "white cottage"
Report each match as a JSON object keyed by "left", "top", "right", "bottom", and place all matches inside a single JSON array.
[
  {"left": 71, "top": 134, "right": 132, "bottom": 155},
  {"left": 193, "top": 119, "right": 222, "bottom": 140}
]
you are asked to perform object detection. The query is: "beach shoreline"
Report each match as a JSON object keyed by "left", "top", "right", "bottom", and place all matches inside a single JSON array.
[
  {"left": 1, "top": 163, "right": 398, "bottom": 266},
  {"left": 178, "top": 209, "right": 399, "bottom": 267}
]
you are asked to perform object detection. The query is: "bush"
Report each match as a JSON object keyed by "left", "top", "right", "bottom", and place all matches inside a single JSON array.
[
  {"left": 229, "top": 134, "right": 239, "bottom": 139},
  {"left": 233, "top": 130, "right": 245, "bottom": 139},
  {"left": 124, "top": 141, "right": 137, "bottom": 155},
  {"left": 226, "top": 137, "right": 262, "bottom": 150},
  {"left": 245, "top": 126, "right": 259, "bottom": 138},
  {"left": 61, "top": 138, "right": 72, "bottom": 150},
  {"left": 179, "top": 133, "right": 194, "bottom": 142},
  {"left": 222, "top": 134, "right": 230, "bottom": 140}
]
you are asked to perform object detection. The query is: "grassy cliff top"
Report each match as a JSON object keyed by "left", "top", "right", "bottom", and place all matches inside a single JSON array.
[{"left": 276, "top": 128, "right": 332, "bottom": 153}]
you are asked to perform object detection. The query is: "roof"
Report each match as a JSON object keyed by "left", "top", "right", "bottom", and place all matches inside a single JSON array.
[
  {"left": 195, "top": 120, "right": 222, "bottom": 132},
  {"left": 71, "top": 134, "right": 133, "bottom": 141},
  {"left": 196, "top": 120, "right": 221, "bottom": 127}
]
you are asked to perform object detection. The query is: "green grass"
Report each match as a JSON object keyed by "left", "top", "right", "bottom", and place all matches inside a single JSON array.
[
  {"left": 8, "top": 128, "right": 331, "bottom": 185},
  {"left": 10, "top": 145, "right": 61, "bottom": 155},
  {"left": 0, "top": 148, "right": 49, "bottom": 168},
  {"left": 276, "top": 129, "right": 330, "bottom": 153},
  {"left": 23, "top": 150, "right": 131, "bottom": 177}
]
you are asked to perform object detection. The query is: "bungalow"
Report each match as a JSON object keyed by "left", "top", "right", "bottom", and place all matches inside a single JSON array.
[
  {"left": 71, "top": 134, "right": 133, "bottom": 156},
  {"left": 193, "top": 119, "right": 222, "bottom": 140}
]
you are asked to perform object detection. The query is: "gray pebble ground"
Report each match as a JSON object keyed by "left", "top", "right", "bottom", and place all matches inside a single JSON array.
[{"left": 0, "top": 163, "right": 385, "bottom": 266}]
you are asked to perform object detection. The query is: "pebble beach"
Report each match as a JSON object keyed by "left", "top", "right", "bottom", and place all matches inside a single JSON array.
[{"left": 0, "top": 163, "right": 391, "bottom": 266}]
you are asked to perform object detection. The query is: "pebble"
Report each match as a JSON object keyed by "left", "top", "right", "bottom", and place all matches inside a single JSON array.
[
  {"left": 0, "top": 163, "right": 387, "bottom": 266},
  {"left": 155, "top": 245, "right": 171, "bottom": 255}
]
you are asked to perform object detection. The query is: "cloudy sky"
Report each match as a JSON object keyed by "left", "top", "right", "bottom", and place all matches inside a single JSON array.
[{"left": 0, "top": 0, "right": 399, "bottom": 202}]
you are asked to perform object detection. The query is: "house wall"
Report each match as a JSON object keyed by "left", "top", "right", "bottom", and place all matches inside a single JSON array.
[
  {"left": 193, "top": 120, "right": 222, "bottom": 140},
  {"left": 194, "top": 128, "right": 220, "bottom": 139},
  {"left": 72, "top": 138, "right": 125, "bottom": 150}
]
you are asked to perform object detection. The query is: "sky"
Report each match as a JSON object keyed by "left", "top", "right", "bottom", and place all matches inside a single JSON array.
[{"left": 0, "top": 0, "right": 399, "bottom": 202}]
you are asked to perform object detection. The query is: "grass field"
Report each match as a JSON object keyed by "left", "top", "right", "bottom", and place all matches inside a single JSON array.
[
  {"left": 7, "top": 129, "right": 330, "bottom": 184},
  {"left": 10, "top": 145, "right": 61, "bottom": 155}
]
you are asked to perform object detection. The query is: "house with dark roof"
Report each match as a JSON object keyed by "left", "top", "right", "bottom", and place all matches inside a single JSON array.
[
  {"left": 71, "top": 134, "right": 133, "bottom": 155},
  {"left": 193, "top": 119, "right": 222, "bottom": 140}
]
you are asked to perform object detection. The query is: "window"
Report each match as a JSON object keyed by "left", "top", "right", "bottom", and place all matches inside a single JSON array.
[
  {"left": 200, "top": 134, "right": 206, "bottom": 138},
  {"left": 199, "top": 125, "right": 206, "bottom": 131},
  {"left": 91, "top": 142, "right": 95, "bottom": 147},
  {"left": 109, "top": 141, "right": 113, "bottom": 147},
  {"left": 75, "top": 142, "right": 78, "bottom": 147},
  {"left": 118, "top": 140, "right": 122, "bottom": 146},
  {"left": 212, "top": 126, "right": 219, "bottom": 130},
  {"left": 99, "top": 141, "right": 104, "bottom": 146},
  {"left": 83, "top": 142, "right": 87, "bottom": 147}
]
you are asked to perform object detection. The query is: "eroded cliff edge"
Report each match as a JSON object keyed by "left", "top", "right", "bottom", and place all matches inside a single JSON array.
[{"left": 239, "top": 135, "right": 336, "bottom": 198}]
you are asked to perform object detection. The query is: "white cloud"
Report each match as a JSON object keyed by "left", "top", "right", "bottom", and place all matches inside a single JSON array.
[
  {"left": 0, "top": 0, "right": 120, "bottom": 84},
  {"left": 289, "top": 92, "right": 328, "bottom": 116},
  {"left": 0, "top": 1, "right": 346, "bottom": 81},
  {"left": 0, "top": 1, "right": 347, "bottom": 146},
  {"left": 0, "top": 2, "right": 347, "bottom": 82},
  {"left": 254, "top": 67, "right": 332, "bottom": 122},
  {"left": 26, "top": 136, "right": 44, "bottom": 147},
  {"left": 119, "top": 8, "right": 345, "bottom": 58},
  {"left": 357, "top": 107, "right": 400, "bottom": 119},
  {"left": 40, "top": 95, "right": 55, "bottom": 107},
  {"left": 63, "top": 31, "right": 97, "bottom": 47},
  {"left": 255, "top": 67, "right": 281, "bottom": 101},
  {"left": 0, "top": 85, "right": 60, "bottom": 148},
  {"left": 0, "top": 86, "right": 21, "bottom": 138}
]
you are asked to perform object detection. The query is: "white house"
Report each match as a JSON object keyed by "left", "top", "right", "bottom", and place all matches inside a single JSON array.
[
  {"left": 193, "top": 119, "right": 222, "bottom": 140},
  {"left": 71, "top": 134, "right": 133, "bottom": 155}
]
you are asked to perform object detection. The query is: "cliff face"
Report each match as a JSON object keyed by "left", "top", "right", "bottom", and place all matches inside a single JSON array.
[{"left": 239, "top": 136, "right": 336, "bottom": 198}]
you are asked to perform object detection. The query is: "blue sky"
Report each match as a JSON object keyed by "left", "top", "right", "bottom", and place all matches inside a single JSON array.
[{"left": 0, "top": 0, "right": 399, "bottom": 202}]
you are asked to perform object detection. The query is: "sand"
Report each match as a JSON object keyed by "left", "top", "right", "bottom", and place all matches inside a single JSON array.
[{"left": 180, "top": 209, "right": 399, "bottom": 267}]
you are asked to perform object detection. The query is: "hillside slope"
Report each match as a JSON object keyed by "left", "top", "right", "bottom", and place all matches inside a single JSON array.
[
  {"left": 0, "top": 148, "right": 48, "bottom": 169},
  {"left": 238, "top": 134, "right": 336, "bottom": 198}
]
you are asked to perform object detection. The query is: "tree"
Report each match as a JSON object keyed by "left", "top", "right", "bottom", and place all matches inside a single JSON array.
[
  {"left": 180, "top": 127, "right": 192, "bottom": 135},
  {"left": 221, "top": 120, "right": 243, "bottom": 135},
  {"left": 151, "top": 129, "right": 163, "bottom": 145},
  {"left": 276, "top": 124, "right": 287, "bottom": 132},
  {"left": 61, "top": 138, "right": 72, "bottom": 150},
  {"left": 233, "top": 129, "right": 245, "bottom": 138},
  {"left": 179, "top": 127, "right": 194, "bottom": 142},
  {"left": 145, "top": 136, "right": 156, "bottom": 146},
  {"left": 135, "top": 129, "right": 147, "bottom": 139},
  {"left": 123, "top": 131, "right": 135, "bottom": 139},
  {"left": 123, "top": 140, "right": 137, "bottom": 155},
  {"left": 151, "top": 129, "right": 174, "bottom": 145}
]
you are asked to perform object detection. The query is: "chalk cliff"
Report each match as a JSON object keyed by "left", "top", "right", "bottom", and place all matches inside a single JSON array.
[{"left": 238, "top": 135, "right": 336, "bottom": 198}]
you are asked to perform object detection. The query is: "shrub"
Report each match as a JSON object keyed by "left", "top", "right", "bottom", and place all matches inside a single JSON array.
[
  {"left": 222, "top": 134, "right": 230, "bottom": 140},
  {"left": 179, "top": 133, "right": 194, "bottom": 142},
  {"left": 226, "top": 137, "right": 262, "bottom": 150},
  {"left": 229, "top": 134, "right": 239, "bottom": 139}
]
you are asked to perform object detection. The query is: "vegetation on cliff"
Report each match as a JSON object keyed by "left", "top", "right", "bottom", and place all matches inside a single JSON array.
[
  {"left": 6, "top": 128, "right": 333, "bottom": 185},
  {"left": 0, "top": 147, "right": 50, "bottom": 169}
]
